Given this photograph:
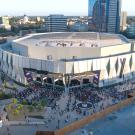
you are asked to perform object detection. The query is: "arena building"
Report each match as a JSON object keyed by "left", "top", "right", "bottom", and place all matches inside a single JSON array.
[{"left": 0, "top": 32, "right": 135, "bottom": 90}]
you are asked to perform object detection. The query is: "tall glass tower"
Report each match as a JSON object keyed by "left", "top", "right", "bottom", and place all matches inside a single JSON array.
[{"left": 88, "top": 0, "right": 121, "bottom": 33}]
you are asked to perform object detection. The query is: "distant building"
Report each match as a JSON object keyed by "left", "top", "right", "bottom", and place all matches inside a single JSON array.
[
  {"left": 120, "top": 11, "right": 127, "bottom": 31},
  {"left": 126, "top": 23, "right": 135, "bottom": 38},
  {"left": 47, "top": 15, "right": 67, "bottom": 32},
  {"left": 0, "top": 16, "right": 11, "bottom": 30},
  {"left": 23, "top": 15, "right": 30, "bottom": 24},
  {"left": 18, "top": 15, "right": 30, "bottom": 24},
  {"left": 0, "top": 16, "right": 9, "bottom": 25},
  {"left": 88, "top": 0, "right": 121, "bottom": 33},
  {"left": 70, "top": 22, "right": 88, "bottom": 32},
  {"left": 36, "top": 17, "right": 41, "bottom": 22},
  {"left": 19, "top": 29, "right": 35, "bottom": 36},
  {"left": 67, "top": 19, "right": 75, "bottom": 27}
]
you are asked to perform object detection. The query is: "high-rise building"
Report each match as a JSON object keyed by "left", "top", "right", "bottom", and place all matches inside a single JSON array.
[
  {"left": 88, "top": 0, "right": 121, "bottom": 33},
  {"left": 120, "top": 11, "right": 127, "bottom": 31},
  {"left": 47, "top": 14, "right": 67, "bottom": 32}
]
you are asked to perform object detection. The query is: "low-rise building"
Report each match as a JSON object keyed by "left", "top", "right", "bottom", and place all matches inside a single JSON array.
[{"left": 126, "top": 23, "right": 135, "bottom": 38}]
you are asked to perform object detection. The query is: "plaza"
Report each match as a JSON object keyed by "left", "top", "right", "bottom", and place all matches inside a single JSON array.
[{"left": 70, "top": 103, "right": 135, "bottom": 135}]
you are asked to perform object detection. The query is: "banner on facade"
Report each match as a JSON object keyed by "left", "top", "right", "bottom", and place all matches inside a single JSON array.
[
  {"left": 23, "top": 69, "right": 33, "bottom": 82},
  {"left": 93, "top": 70, "right": 100, "bottom": 86}
]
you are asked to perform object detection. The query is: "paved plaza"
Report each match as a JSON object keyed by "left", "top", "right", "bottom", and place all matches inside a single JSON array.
[
  {"left": 1, "top": 102, "right": 135, "bottom": 135},
  {"left": 1, "top": 73, "right": 135, "bottom": 135},
  {"left": 70, "top": 103, "right": 135, "bottom": 135},
  {"left": 0, "top": 125, "right": 46, "bottom": 135}
]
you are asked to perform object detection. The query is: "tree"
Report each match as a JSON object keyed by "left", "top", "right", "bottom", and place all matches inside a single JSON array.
[
  {"left": 32, "top": 102, "right": 37, "bottom": 108},
  {"left": 22, "top": 99, "right": 28, "bottom": 105},
  {"left": 40, "top": 99, "right": 46, "bottom": 108},
  {"left": 36, "top": 104, "right": 43, "bottom": 111},
  {"left": 12, "top": 98, "right": 18, "bottom": 104},
  {"left": 13, "top": 83, "right": 17, "bottom": 90},
  {"left": 13, "top": 109, "right": 19, "bottom": 115},
  {"left": 3, "top": 80, "right": 7, "bottom": 88},
  {"left": 7, "top": 104, "right": 12, "bottom": 110},
  {"left": 17, "top": 104, "right": 23, "bottom": 110},
  {"left": 9, "top": 17, "right": 18, "bottom": 25},
  {"left": 28, "top": 105, "right": 34, "bottom": 112},
  {"left": 0, "top": 28, "right": 7, "bottom": 33}
]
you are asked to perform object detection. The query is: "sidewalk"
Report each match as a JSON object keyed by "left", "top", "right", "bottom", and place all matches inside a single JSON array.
[{"left": 5, "top": 121, "right": 45, "bottom": 126}]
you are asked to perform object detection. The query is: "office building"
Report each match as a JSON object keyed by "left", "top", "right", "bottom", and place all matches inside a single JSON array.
[
  {"left": 0, "top": 16, "right": 11, "bottom": 30},
  {"left": 120, "top": 11, "right": 127, "bottom": 31},
  {"left": 0, "top": 16, "right": 10, "bottom": 25},
  {"left": 47, "top": 15, "right": 67, "bottom": 32},
  {"left": 88, "top": 0, "right": 121, "bottom": 33}
]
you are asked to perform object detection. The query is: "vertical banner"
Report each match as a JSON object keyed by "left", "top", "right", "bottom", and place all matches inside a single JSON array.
[
  {"left": 23, "top": 69, "right": 33, "bottom": 83},
  {"left": 120, "top": 58, "right": 126, "bottom": 78},
  {"left": 93, "top": 70, "right": 100, "bottom": 86}
]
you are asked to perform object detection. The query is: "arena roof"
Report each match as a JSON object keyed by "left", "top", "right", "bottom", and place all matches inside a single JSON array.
[{"left": 13, "top": 32, "right": 129, "bottom": 48}]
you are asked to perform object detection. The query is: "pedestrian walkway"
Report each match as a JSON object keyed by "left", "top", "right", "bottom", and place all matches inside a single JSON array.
[{"left": 70, "top": 102, "right": 135, "bottom": 135}]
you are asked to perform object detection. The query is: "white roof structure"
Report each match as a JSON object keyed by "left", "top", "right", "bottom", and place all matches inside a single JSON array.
[{"left": 13, "top": 32, "right": 129, "bottom": 48}]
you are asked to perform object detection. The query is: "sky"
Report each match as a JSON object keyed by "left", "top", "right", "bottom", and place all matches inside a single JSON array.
[{"left": 0, "top": 0, "right": 134, "bottom": 16}]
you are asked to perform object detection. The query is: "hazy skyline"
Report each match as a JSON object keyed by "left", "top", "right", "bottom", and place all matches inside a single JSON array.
[{"left": 0, "top": 0, "right": 134, "bottom": 16}]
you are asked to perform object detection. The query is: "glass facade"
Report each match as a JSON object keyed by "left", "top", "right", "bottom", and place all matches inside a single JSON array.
[
  {"left": 47, "top": 15, "right": 67, "bottom": 32},
  {"left": 88, "top": 0, "right": 121, "bottom": 33}
]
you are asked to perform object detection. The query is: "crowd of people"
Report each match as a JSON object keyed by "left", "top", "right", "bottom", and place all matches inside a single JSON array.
[
  {"left": 67, "top": 79, "right": 135, "bottom": 115},
  {"left": 71, "top": 87, "right": 103, "bottom": 104},
  {"left": 14, "top": 78, "right": 135, "bottom": 110},
  {"left": 1, "top": 77, "right": 135, "bottom": 132},
  {"left": 12, "top": 78, "right": 135, "bottom": 130},
  {"left": 14, "top": 84, "right": 63, "bottom": 106}
]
